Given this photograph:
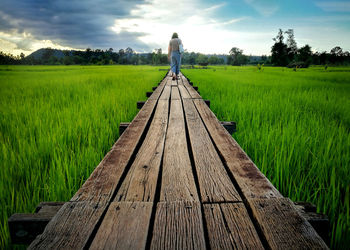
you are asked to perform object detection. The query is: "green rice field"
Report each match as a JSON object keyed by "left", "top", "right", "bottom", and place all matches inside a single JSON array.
[
  {"left": 0, "top": 65, "right": 349, "bottom": 249},
  {"left": 183, "top": 66, "right": 350, "bottom": 249},
  {"left": 0, "top": 65, "right": 165, "bottom": 248}
]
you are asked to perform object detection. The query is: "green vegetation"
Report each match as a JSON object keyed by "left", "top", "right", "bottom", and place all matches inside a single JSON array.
[
  {"left": 182, "top": 65, "right": 350, "bottom": 249},
  {"left": 0, "top": 65, "right": 165, "bottom": 248}
]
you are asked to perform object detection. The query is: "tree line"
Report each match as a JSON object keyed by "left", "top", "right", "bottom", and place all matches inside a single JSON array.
[{"left": 1, "top": 29, "right": 349, "bottom": 66}]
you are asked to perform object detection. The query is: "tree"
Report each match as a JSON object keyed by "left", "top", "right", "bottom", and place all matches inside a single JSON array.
[
  {"left": 285, "top": 29, "right": 297, "bottom": 62},
  {"left": 271, "top": 29, "right": 288, "bottom": 66},
  {"left": 208, "top": 55, "right": 219, "bottom": 65},
  {"left": 197, "top": 54, "right": 209, "bottom": 66},
  {"left": 297, "top": 45, "right": 312, "bottom": 67},
  {"left": 228, "top": 47, "right": 248, "bottom": 65}
]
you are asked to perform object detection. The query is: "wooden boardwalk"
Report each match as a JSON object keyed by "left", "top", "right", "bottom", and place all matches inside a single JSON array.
[{"left": 28, "top": 72, "right": 328, "bottom": 249}]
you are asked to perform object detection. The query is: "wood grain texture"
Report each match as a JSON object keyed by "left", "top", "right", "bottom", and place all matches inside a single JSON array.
[
  {"left": 249, "top": 198, "right": 328, "bottom": 249},
  {"left": 193, "top": 98, "right": 282, "bottom": 200},
  {"left": 178, "top": 84, "right": 191, "bottom": 99},
  {"left": 160, "top": 99, "right": 199, "bottom": 202},
  {"left": 180, "top": 75, "right": 201, "bottom": 99},
  {"left": 30, "top": 79, "right": 167, "bottom": 248},
  {"left": 171, "top": 86, "right": 180, "bottom": 100},
  {"left": 203, "top": 203, "right": 264, "bottom": 250},
  {"left": 28, "top": 201, "right": 104, "bottom": 249},
  {"left": 148, "top": 77, "right": 168, "bottom": 100},
  {"left": 115, "top": 100, "right": 169, "bottom": 202},
  {"left": 150, "top": 201, "right": 206, "bottom": 250},
  {"left": 71, "top": 99, "right": 158, "bottom": 203},
  {"left": 159, "top": 85, "right": 171, "bottom": 100},
  {"left": 90, "top": 202, "right": 153, "bottom": 250},
  {"left": 183, "top": 99, "right": 241, "bottom": 203}
]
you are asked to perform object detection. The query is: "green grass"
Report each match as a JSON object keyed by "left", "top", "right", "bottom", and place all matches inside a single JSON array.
[
  {"left": 0, "top": 65, "right": 165, "bottom": 248},
  {"left": 182, "top": 65, "right": 350, "bottom": 249}
]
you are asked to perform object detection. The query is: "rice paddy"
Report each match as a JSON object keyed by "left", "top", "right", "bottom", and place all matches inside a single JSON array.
[
  {"left": 182, "top": 65, "right": 350, "bottom": 249},
  {"left": 0, "top": 65, "right": 349, "bottom": 249}
]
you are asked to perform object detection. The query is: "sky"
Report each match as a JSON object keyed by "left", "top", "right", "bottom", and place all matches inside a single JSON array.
[{"left": 1, "top": 0, "right": 350, "bottom": 56}]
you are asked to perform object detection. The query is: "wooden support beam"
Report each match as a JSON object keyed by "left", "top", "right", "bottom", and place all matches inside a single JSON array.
[
  {"left": 8, "top": 202, "right": 64, "bottom": 244},
  {"left": 152, "top": 86, "right": 157, "bottom": 91},
  {"left": 204, "top": 99, "right": 210, "bottom": 107},
  {"left": 137, "top": 101, "right": 145, "bottom": 109},
  {"left": 119, "top": 122, "right": 130, "bottom": 135},
  {"left": 189, "top": 81, "right": 193, "bottom": 86},
  {"left": 8, "top": 194, "right": 329, "bottom": 246},
  {"left": 146, "top": 92, "right": 153, "bottom": 97},
  {"left": 193, "top": 86, "right": 198, "bottom": 91},
  {"left": 220, "top": 121, "right": 237, "bottom": 134}
]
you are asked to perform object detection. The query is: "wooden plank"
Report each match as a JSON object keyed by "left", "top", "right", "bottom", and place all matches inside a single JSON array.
[
  {"left": 159, "top": 85, "right": 171, "bottom": 100},
  {"left": 150, "top": 201, "right": 206, "bottom": 250},
  {"left": 178, "top": 84, "right": 191, "bottom": 99},
  {"left": 148, "top": 77, "right": 168, "bottom": 100},
  {"left": 29, "top": 201, "right": 104, "bottom": 249},
  {"left": 180, "top": 74, "right": 201, "bottom": 99},
  {"left": 171, "top": 86, "right": 180, "bottom": 100},
  {"left": 249, "top": 198, "right": 328, "bottom": 249},
  {"left": 90, "top": 202, "right": 153, "bottom": 250},
  {"left": 160, "top": 98, "right": 198, "bottom": 202},
  {"left": 30, "top": 80, "right": 167, "bottom": 248},
  {"left": 115, "top": 100, "right": 169, "bottom": 202},
  {"left": 193, "top": 99, "right": 282, "bottom": 200},
  {"left": 183, "top": 99, "right": 241, "bottom": 203},
  {"left": 203, "top": 203, "right": 264, "bottom": 249}
]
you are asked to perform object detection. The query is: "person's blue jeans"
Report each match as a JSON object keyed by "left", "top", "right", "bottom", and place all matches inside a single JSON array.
[{"left": 171, "top": 51, "right": 181, "bottom": 75}]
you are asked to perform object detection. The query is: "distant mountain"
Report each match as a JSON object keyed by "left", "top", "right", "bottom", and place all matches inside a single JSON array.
[{"left": 27, "top": 48, "right": 73, "bottom": 59}]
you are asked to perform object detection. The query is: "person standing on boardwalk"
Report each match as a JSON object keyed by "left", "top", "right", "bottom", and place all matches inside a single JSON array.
[{"left": 168, "top": 32, "right": 183, "bottom": 80}]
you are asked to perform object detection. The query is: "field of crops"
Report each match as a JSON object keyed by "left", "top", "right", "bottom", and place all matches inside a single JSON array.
[
  {"left": 0, "top": 65, "right": 165, "bottom": 248},
  {"left": 0, "top": 65, "right": 349, "bottom": 249},
  {"left": 182, "top": 66, "right": 350, "bottom": 249}
]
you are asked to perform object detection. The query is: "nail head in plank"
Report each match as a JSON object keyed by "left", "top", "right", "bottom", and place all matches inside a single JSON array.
[
  {"left": 90, "top": 202, "right": 153, "bottom": 250},
  {"left": 193, "top": 99, "right": 282, "bottom": 200},
  {"left": 183, "top": 99, "right": 241, "bottom": 203},
  {"left": 160, "top": 99, "right": 199, "bottom": 202},
  {"left": 249, "top": 198, "right": 328, "bottom": 249},
  {"left": 203, "top": 203, "right": 264, "bottom": 250},
  {"left": 150, "top": 201, "right": 206, "bottom": 250}
]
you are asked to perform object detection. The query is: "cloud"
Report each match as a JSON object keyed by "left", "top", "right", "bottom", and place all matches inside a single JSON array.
[
  {"left": 315, "top": 1, "right": 350, "bottom": 12},
  {"left": 0, "top": 0, "right": 148, "bottom": 54},
  {"left": 110, "top": 0, "right": 258, "bottom": 54},
  {"left": 244, "top": 0, "right": 279, "bottom": 17}
]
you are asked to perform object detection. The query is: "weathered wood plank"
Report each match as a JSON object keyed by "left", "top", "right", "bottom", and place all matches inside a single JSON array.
[
  {"left": 90, "top": 202, "right": 153, "bottom": 250},
  {"left": 249, "top": 198, "right": 328, "bottom": 249},
  {"left": 180, "top": 75, "right": 201, "bottom": 99},
  {"left": 203, "top": 203, "right": 264, "bottom": 249},
  {"left": 29, "top": 78, "right": 167, "bottom": 248},
  {"left": 150, "top": 201, "right": 206, "bottom": 250},
  {"left": 28, "top": 201, "right": 103, "bottom": 249},
  {"left": 171, "top": 86, "right": 180, "bottom": 100},
  {"left": 178, "top": 84, "right": 191, "bottom": 99},
  {"left": 160, "top": 98, "right": 198, "bottom": 202},
  {"left": 115, "top": 99, "right": 169, "bottom": 202},
  {"left": 148, "top": 77, "right": 168, "bottom": 100},
  {"left": 183, "top": 99, "right": 241, "bottom": 203},
  {"left": 193, "top": 98, "right": 282, "bottom": 200},
  {"left": 159, "top": 85, "right": 171, "bottom": 100}
]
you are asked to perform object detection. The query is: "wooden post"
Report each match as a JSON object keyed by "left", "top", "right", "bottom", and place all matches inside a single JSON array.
[
  {"left": 119, "top": 122, "right": 130, "bottom": 135},
  {"left": 137, "top": 101, "right": 145, "bottom": 109},
  {"left": 193, "top": 86, "right": 198, "bottom": 91},
  {"left": 152, "top": 86, "right": 157, "bottom": 91},
  {"left": 204, "top": 100, "right": 210, "bottom": 108},
  {"left": 146, "top": 92, "right": 153, "bottom": 98},
  {"left": 220, "top": 121, "right": 237, "bottom": 134}
]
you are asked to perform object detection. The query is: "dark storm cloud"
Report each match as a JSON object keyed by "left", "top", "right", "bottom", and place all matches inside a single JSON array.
[{"left": 0, "top": 0, "right": 152, "bottom": 51}]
